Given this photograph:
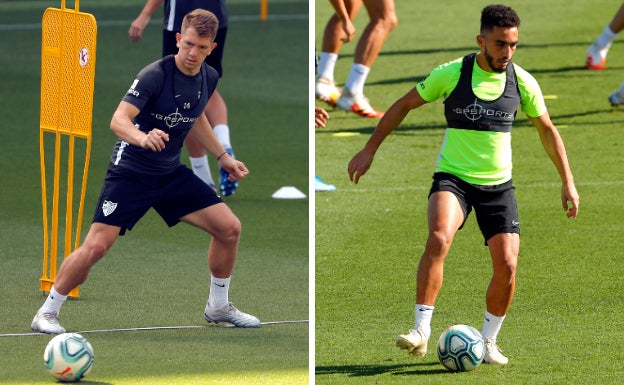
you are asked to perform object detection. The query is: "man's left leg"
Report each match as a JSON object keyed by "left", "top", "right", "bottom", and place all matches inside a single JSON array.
[
  {"left": 182, "top": 204, "right": 260, "bottom": 327},
  {"left": 482, "top": 232, "right": 519, "bottom": 364}
]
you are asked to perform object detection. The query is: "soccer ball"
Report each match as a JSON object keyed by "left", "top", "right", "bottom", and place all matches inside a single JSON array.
[
  {"left": 436, "top": 324, "right": 485, "bottom": 372},
  {"left": 44, "top": 333, "right": 94, "bottom": 382}
]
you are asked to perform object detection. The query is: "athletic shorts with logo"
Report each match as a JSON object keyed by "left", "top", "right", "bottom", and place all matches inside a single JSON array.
[
  {"left": 429, "top": 172, "right": 520, "bottom": 244},
  {"left": 93, "top": 164, "right": 222, "bottom": 235}
]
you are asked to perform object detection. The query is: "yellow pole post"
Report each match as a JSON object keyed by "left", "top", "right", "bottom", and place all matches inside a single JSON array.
[
  {"left": 39, "top": 0, "right": 96, "bottom": 298},
  {"left": 260, "top": 0, "right": 268, "bottom": 21}
]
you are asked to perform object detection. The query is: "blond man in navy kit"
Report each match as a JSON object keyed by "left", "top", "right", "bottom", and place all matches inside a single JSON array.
[{"left": 31, "top": 9, "right": 259, "bottom": 334}]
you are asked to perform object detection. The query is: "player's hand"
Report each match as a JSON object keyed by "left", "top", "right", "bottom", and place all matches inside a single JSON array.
[
  {"left": 142, "top": 129, "right": 169, "bottom": 152},
  {"left": 219, "top": 154, "right": 249, "bottom": 181},
  {"left": 128, "top": 16, "right": 150, "bottom": 43},
  {"left": 315, "top": 107, "right": 330, "bottom": 128},
  {"left": 562, "top": 181, "right": 579, "bottom": 218},
  {"left": 347, "top": 149, "right": 374, "bottom": 184},
  {"left": 341, "top": 20, "right": 356, "bottom": 43}
]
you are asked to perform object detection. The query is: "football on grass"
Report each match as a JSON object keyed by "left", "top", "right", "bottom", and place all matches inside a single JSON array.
[
  {"left": 44, "top": 333, "right": 94, "bottom": 382},
  {"left": 436, "top": 324, "right": 485, "bottom": 372}
]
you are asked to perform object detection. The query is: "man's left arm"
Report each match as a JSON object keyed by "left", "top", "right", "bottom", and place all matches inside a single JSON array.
[{"left": 528, "top": 113, "right": 579, "bottom": 218}]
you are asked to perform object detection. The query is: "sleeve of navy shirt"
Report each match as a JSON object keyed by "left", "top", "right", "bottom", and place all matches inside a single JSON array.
[{"left": 122, "top": 60, "right": 165, "bottom": 114}]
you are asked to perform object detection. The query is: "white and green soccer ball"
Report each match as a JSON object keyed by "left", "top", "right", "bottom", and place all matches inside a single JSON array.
[
  {"left": 436, "top": 324, "right": 485, "bottom": 372},
  {"left": 44, "top": 333, "right": 94, "bottom": 382}
]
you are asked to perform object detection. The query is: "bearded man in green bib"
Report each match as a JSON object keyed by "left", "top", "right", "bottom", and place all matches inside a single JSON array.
[{"left": 348, "top": 4, "right": 579, "bottom": 365}]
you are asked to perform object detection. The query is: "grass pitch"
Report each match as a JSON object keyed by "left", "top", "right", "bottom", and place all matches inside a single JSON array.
[
  {"left": 315, "top": 1, "right": 624, "bottom": 384},
  {"left": 0, "top": 0, "right": 308, "bottom": 384}
]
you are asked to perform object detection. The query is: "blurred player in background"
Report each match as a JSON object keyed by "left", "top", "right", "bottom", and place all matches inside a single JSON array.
[
  {"left": 584, "top": 3, "right": 624, "bottom": 106},
  {"left": 608, "top": 80, "right": 624, "bottom": 106},
  {"left": 315, "top": 0, "right": 397, "bottom": 118},
  {"left": 585, "top": 2, "right": 624, "bottom": 70},
  {"left": 130, "top": 0, "right": 239, "bottom": 196}
]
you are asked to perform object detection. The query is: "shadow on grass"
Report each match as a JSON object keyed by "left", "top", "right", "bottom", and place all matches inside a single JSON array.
[
  {"left": 333, "top": 40, "right": 624, "bottom": 87},
  {"left": 314, "top": 118, "right": 448, "bottom": 135},
  {"left": 315, "top": 361, "right": 449, "bottom": 377},
  {"left": 338, "top": 40, "right": 618, "bottom": 61},
  {"left": 367, "top": 64, "right": 624, "bottom": 87},
  {"left": 552, "top": 108, "right": 623, "bottom": 121},
  {"left": 315, "top": 106, "right": 623, "bottom": 137}
]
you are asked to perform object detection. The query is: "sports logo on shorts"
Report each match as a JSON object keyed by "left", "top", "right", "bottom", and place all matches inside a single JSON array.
[{"left": 102, "top": 200, "right": 118, "bottom": 217}]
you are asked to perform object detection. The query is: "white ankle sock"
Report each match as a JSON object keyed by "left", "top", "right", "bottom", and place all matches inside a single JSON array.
[
  {"left": 317, "top": 52, "right": 338, "bottom": 81},
  {"left": 213, "top": 124, "right": 231, "bottom": 149},
  {"left": 414, "top": 304, "right": 434, "bottom": 338},
  {"left": 344, "top": 63, "right": 370, "bottom": 97},
  {"left": 39, "top": 287, "right": 67, "bottom": 315},
  {"left": 596, "top": 25, "right": 617, "bottom": 49},
  {"left": 208, "top": 275, "right": 230, "bottom": 309},
  {"left": 189, "top": 155, "right": 215, "bottom": 189},
  {"left": 481, "top": 311, "right": 506, "bottom": 342}
]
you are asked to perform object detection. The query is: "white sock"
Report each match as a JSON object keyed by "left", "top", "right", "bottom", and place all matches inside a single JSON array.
[
  {"left": 596, "top": 25, "right": 617, "bottom": 49},
  {"left": 39, "top": 287, "right": 67, "bottom": 315},
  {"left": 344, "top": 63, "right": 370, "bottom": 97},
  {"left": 213, "top": 124, "right": 231, "bottom": 149},
  {"left": 481, "top": 311, "right": 506, "bottom": 342},
  {"left": 208, "top": 275, "right": 230, "bottom": 309},
  {"left": 317, "top": 52, "right": 338, "bottom": 81},
  {"left": 189, "top": 155, "right": 215, "bottom": 189},
  {"left": 414, "top": 304, "right": 434, "bottom": 338}
]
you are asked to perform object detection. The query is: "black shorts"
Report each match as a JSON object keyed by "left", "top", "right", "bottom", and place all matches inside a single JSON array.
[
  {"left": 162, "top": 27, "right": 227, "bottom": 77},
  {"left": 92, "top": 164, "right": 222, "bottom": 235},
  {"left": 429, "top": 172, "right": 520, "bottom": 244}
]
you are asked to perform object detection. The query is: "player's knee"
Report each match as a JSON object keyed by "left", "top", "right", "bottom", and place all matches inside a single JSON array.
[
  {"left": 385, "top": 13, "right": 398, "bottom": 31},
  {"left": 80, "top": 241, "right": 109, "bottom": 266},
  {"left": 216, "top": 216, "right": 241, "bottom": 244},
  {"left": 495, "top": 256, "right": 517, "bottom": 282},
  {"left": 426, "top": 230, "right": 453, "bottom": 257},
  {"left": 505, "top": 258, "right": 517, "bottom": 278},
  {"left": 371, "top": 12, "right": 398, "bottom": 32}
]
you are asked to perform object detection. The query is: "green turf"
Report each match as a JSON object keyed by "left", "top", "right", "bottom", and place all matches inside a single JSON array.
[
  {"left": 0, "top": 0, "right": 309, "bottom": 383},
  {"left": 315, "top": 1, "right": 624, "bottom": 384}
]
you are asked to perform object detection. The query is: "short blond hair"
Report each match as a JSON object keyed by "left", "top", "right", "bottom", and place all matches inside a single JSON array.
[{"left": 181, "top": 9, "right": 219, "bottom": 40}]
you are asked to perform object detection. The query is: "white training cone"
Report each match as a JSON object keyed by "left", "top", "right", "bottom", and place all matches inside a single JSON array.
[{"left": 272, "top": 186, "right": 306, "bottom": 199}]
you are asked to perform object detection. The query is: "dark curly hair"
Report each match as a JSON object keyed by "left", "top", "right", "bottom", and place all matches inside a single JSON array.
[{"left": 480, "top": 4, "right": 520, "bottom": 33}]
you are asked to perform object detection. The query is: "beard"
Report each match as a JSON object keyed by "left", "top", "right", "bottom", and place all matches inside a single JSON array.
[{"left": 484, "top": 47, "right": 507, "bottom": 73}]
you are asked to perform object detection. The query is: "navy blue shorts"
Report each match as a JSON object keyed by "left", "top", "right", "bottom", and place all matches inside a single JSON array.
[
  {"left": 162, "top": 27, "right": 227, "bottom": 77},
  {"left": 429, "top": 172, "right": 520, "bottom": 244},
  {"left": 92, "top": 164, "right": 222, "bottom": 235}
]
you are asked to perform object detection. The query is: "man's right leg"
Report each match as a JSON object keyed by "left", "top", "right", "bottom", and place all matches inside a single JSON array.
[
  {"left": 31, "top": 223, "right": 120, "bottom": 333},
  {"left": 396, "top": 191, "right": 464, "bottom": 356}
]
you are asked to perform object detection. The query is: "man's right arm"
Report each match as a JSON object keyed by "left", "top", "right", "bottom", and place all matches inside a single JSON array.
[
  {"left": 129, "top": 0, "right": 164, "bottom": 43},
  {"left": 348, "top": 87, "right": 428, "bottom": 184},
  {"left": 110, "top": 101, "right": 169, "bottom": 152}
]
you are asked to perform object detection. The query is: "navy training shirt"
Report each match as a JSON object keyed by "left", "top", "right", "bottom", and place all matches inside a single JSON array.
[{"left": 110, "top": 55, "right": 218, "bottom": 175}]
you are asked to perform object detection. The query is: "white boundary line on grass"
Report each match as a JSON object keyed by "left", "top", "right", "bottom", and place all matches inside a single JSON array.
[
  {"left": 0, "top": 320, "right": 309, "bottom": 338},
  {"left": 0, "top": 13, "right": 308, "bottom": 31}
]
